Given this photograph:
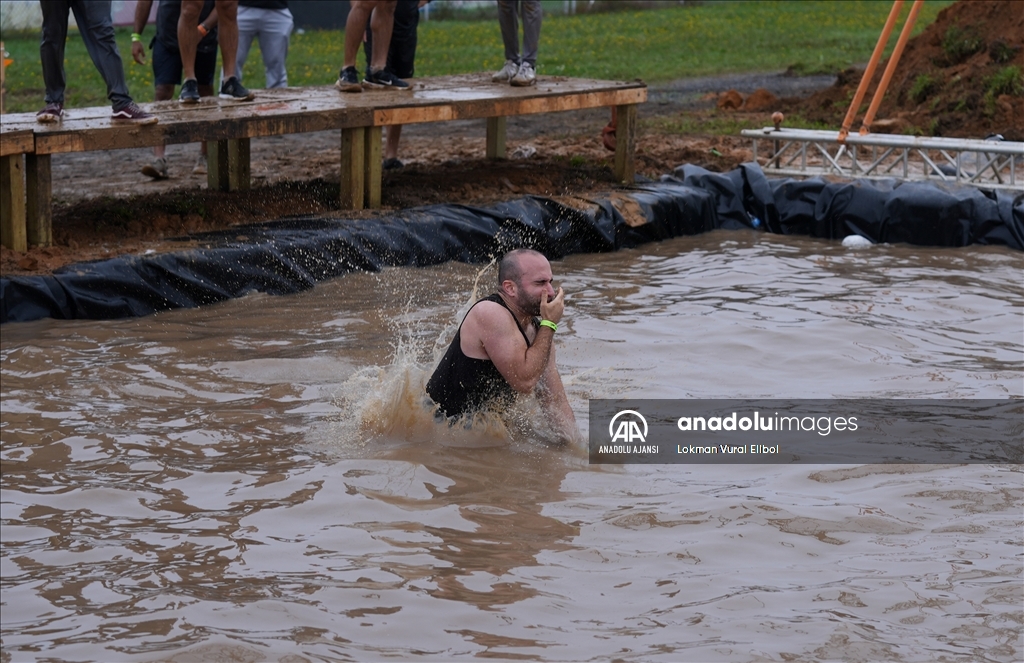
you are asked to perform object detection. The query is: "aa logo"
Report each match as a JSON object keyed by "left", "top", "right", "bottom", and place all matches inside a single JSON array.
[{"left": 609, "top": 410, "right": 648, "bottom": 443}]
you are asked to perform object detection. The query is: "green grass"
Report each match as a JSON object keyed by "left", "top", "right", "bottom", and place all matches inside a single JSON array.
[{"left": 1, "top": 0, "right": 952, "bottom": 113}]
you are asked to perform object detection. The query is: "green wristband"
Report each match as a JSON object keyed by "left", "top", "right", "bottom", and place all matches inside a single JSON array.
[
  {"left": 131, "top": 33, "right": 143, "bottom": 42},
  {"left": 539, "top": 319, "right": 558, "bottom": 332}
]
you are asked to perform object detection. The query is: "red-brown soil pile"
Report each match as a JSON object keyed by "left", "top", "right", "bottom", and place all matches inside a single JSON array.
[{"left": 789, "top": 0, "right": 1023, "bottom": 139}]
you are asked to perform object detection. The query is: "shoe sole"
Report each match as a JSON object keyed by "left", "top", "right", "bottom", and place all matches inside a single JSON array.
[
  {"left": 179, "top": 97, "right": 200, "bottom": 104},
  {"left": 335, "top": 80, "right": 363, "bottom": 93},
  {"left": 219, "top": 92, "right": 255, "bottom": 101},
  {"left": 141, "top": 164, "right": 168, "bottom": 179},
  {"left": 36, "top": 115, "right": 61, "bottom": 123},
  {"left": 361, "top": 81, "right": 411, "bottom": 90},
  {"left": 510, "top": 78, "right": 537, "bottom": 87}
]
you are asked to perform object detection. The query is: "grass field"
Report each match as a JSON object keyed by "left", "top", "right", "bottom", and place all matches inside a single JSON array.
[{"left": 1, "top": 0, "right": 952, "bottom": 113}]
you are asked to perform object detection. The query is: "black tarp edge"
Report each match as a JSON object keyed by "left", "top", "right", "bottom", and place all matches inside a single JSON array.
[{"left": 2, "top": 162, "right": 1021, "bottom": 324}]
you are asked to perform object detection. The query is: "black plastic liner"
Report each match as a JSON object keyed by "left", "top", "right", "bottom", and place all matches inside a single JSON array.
[{"left": 2, "top": 163, "right": 1021, "bottom": 324}]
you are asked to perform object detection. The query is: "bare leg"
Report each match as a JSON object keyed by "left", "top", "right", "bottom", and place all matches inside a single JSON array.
[
  {"left": 216, "top": 0, "right": 239, "bottom": 79},
  {"left": 344, "top": 1, "right": 376, "bottom": 69},
  {"left": 369, "top": 1, "right": 397, "bottom": 71},
  {"left": 384, "top": 125, "right": 402, "bottom": 160},
  {"left": 178, "top": 0, "right": 202, "bottom": 80}
]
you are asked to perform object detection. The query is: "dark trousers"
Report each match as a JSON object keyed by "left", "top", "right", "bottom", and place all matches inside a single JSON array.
[{"left": 40, "top": 0, "right": 132, "bottom": 109}]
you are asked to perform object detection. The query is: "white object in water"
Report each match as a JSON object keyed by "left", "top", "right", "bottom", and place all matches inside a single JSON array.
[{"left": 842, "top": 235, "right": 873, "bottom": 249}]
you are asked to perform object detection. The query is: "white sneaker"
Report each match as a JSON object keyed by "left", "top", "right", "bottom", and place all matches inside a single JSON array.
[
  {"left": 511, "top": 62, "right": 536, "bottom": 87},
  {"left": 492, "top": 59, "right": 519, "bottom": 83}
]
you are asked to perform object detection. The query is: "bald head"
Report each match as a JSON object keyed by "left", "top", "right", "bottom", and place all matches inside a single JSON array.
[{"left": 498, "top": 249, "right": 546, "bottom": 289}]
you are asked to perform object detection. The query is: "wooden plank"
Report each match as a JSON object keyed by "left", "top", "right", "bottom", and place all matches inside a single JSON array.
[
  {"left": 340, "top": 127, "right": 365, "bottom": 210},
  {"left": 364, "top": 126, "right": 382, "bottom": 209},
  {"left": 614, "top": 104, "right": 637, "bottom": 185},
  {"left": 486, "top": 116, "right": 507, "bottom": 160},
  {"left": 25, "top": 153, "right": 52, "bottom": 247},
  {"left": 228, "top": 138, "right": 250, "bottom": 192},
  {"left": 0, "top": 129, "right": 34, "bottom": 157},
  {"left": 374, "top": 106, "right": 454, "bottom": 126},
  {"left": 207, "top": 140, "right": 230, "bottom": 191},
  {"left": 0, "top": 154, "right": 27, "bottom": 251}
]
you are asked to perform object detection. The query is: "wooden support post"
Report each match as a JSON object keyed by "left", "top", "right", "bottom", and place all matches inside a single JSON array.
[
  {"left": 25, "top": 153, "right": 52, "bottom": 247},
  {"left": 0, "top": 154, "right": 26, "bottom": 251},
  {"left": 486, "top": 116, "right": 507, "bottom": 159},
  {"left": 227, "top": 137, "right": 250, "bottom": 191},
  {"left": 364, "top": 126, "right": 382, "bottom": 209},
  {"left": 340, "top": 127, "right": 366, "bottom": 210},
  {"left": 207, "top": 139, "right": 230, "bottom": 191},
  {"left": 613, "top": 104, "right": 637, "bottom": 184}
]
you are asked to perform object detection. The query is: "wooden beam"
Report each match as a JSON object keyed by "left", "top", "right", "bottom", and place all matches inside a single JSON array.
[
  {"left": 25, "top": 153, "right": 52, "bottom": 247},
  {"left": 364, "top": 126, "right": 382, "bottom": 209},
  {"left": 0, "top": 154, "right": 26, "bottom": 251},
  {"left": 486, "top": 116, "right": 507, "bottom": 160},
  {"left": 0, "top": 129, "right": 34, "bottom": 157},
  {"left": 207, "top": 140, "right": 230, "bottom": 191},
  {"left": 228, "top": 138, "right": 250, "bottom": 192},
  {"left": 340, "top": 127, "right": 365, "bottom": 210},
  {"left": 614, "top": 104, "right": 637, "bottom": 185}
]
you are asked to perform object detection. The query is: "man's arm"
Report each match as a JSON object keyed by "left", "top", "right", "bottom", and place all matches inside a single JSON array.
[
  {"left": 131, "top": 0, "right": 154, "bottom": 65},
  {"left": 536, "top": 344, "right": 581, "bottom": 444},
  {"left": 464, "top": 302, "right": 555, "bottom": 394}
]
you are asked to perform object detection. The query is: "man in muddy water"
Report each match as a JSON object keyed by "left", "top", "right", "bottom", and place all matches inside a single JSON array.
[{"left": 426, "top": 249, "right": 578, "bottom": 442}]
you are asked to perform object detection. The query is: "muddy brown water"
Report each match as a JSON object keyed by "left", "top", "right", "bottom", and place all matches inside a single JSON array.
[{"left": 2, "top": 231, "right": 1022, "bottom": 661}]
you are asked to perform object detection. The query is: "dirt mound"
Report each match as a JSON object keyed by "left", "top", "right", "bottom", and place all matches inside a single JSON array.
[{"left": 788, "top": 0, "right": 1023, "bottom": 139}]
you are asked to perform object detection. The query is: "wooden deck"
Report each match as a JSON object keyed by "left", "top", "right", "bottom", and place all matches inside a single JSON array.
[{"left": 0, "top": 73, "right": 646, "bottom": 251}]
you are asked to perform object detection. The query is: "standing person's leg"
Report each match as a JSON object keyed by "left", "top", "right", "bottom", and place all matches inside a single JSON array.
[
  {"left": 144, "top": 40, "right": 181, "bottom": 177},
  {"left": 216, "top": 0, "right": 240, "bottom": 81},
  {"left": 493, "top": 0, "right": 521, "bottom": 82},
  {"left": 383, "top": 0, "right": 419, "bottom": 165},
  {"left": 258, "top": 6, "right": 293, "bottom": 88},
  {"left": 234, "top": 2, "right": 259, "bottom": 84},
  {"left": 367, "top": 1, "right": 396, "bottom": 73},
  {"left": 217, "top": 1, "right": 255, "bottom": 99},
  {"left": 338, "top": 0, "right": 375, "bottom": 91},
  {"left": 497, "top": 0, "right": 520, "bottom": 64},
  {"left": 69, "top": 0, "right": 132, "bottom": 109},
  {"left": 178, "top": 0, "right": 203, "bottom": 82},
  {"left": 510, "top": 0, "right": 539, "bottom": 86},
  {"left": 519, "top": 0, "right": 541, "bottom": 68},
  {"left": 38, "top": 0, "right": 71, "bottom": 119}
]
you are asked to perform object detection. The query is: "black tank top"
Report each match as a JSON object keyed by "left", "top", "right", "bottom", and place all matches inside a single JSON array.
[{"left": 426, "top": 294, "right": 535, "bottom": 418}]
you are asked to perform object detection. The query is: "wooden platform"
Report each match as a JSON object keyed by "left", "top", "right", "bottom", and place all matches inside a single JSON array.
[{"left": 0, "top": 74, "right": 646, "bottom": 251}]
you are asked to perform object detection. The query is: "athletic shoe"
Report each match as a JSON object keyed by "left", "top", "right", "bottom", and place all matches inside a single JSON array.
[
  {"left": 363, "top": 67, "right": 410, "bottom": 89},
  {"left": 36, "top": 101, "right": 64, "bottom": 123},
  {"left": 220, "top": 76, "right": 255, "bottom": 101},
  {"left": 383, "top": 157, "right": 404, "bottom": 170},
  {"left": 511, "top": 62, "right": 536, "bottom": 87},
  {"left": 179, "top": 78, "right": 200, "bottom": 104},
  {"left": 335, "top": 66, "right": 362, "bottom": 93},
  {"left": 141, "top": 157, "right": 169, "bottom": 180},
  {"left": 192, "top": 154, "right": 208, "bottom": 175},
  {"left": 111, "top": 102, "right": 159, "bottom": 124},
  {"left": 491, "top": 59, "right": 518, "bottom": 83}
]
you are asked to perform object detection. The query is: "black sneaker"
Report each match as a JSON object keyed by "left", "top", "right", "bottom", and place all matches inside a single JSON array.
[
  {"left": 220, "top": 76, "right": 255, "bottom": 101},
  {"left": 335, "top": 66, "right": 362, "bottom": 93},
  {"left": 179, "top": 78, "right": 200, "bottom": 104},
  {"left": 111, "top": 102, "right": 158, "bottom": 124},
  {"left": 383, "top": 157, "right": 404, "bottom": 170},
  {"left": 363, "top": 67, "right": 410, "bottom": 90},
  {"left": 36, "top": 101, "right": 64, "bottom": 123}
]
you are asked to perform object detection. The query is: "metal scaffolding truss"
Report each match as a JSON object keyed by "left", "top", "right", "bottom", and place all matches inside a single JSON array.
[{"left": 742, "top": 128, "right": 1024, "bottom": 192}]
